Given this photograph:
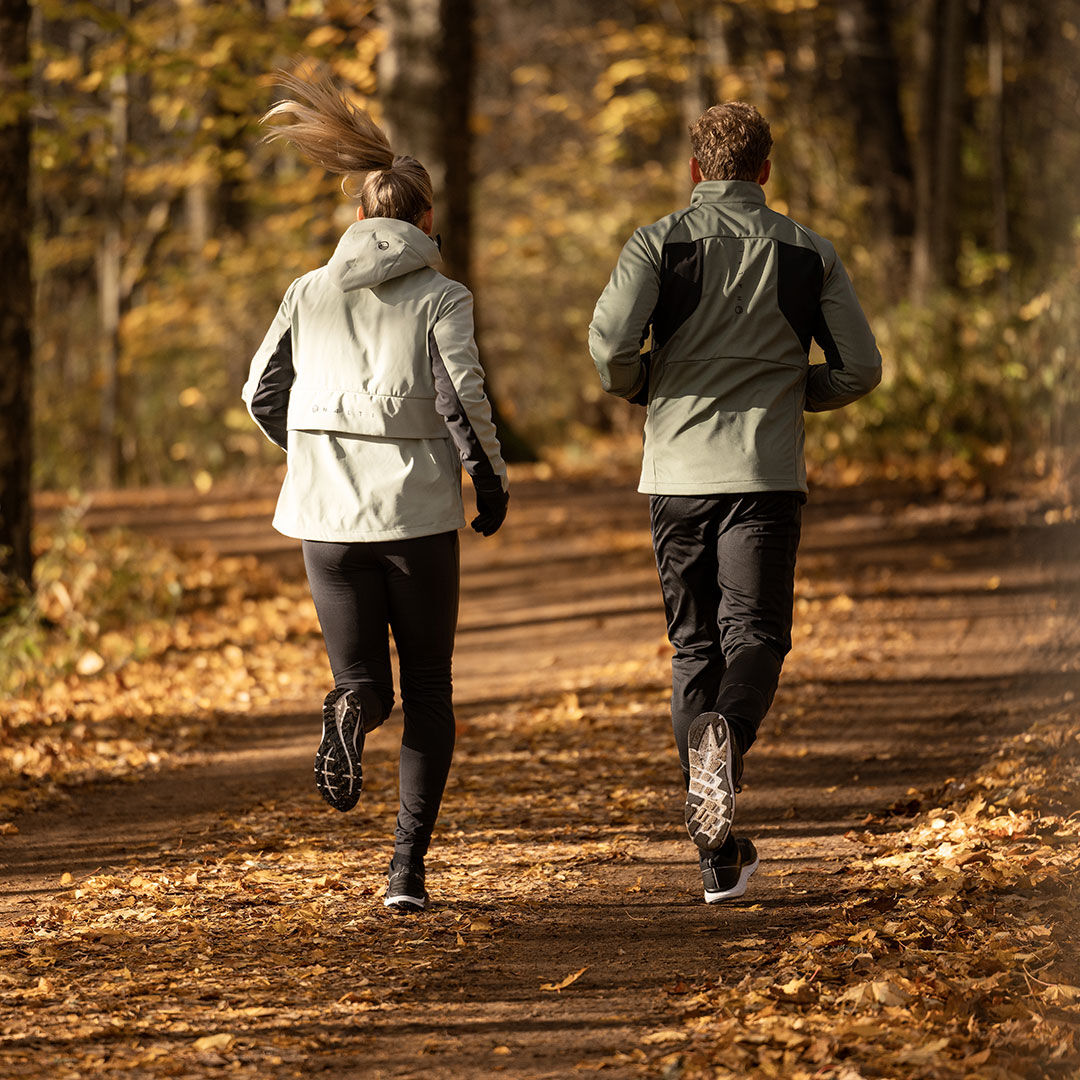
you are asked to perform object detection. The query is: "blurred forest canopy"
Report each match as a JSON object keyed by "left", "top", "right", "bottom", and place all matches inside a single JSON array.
[{"left": 24, "top": 0, "right": 1080, "bottom": 492}]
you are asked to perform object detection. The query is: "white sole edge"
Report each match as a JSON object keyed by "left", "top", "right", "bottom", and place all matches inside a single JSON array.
[
  {"left": 384, "top": 893, "right": 426, "bottom": 909},
  {"left": 704, "top": 855, "right": 759, "bottom": 903}
]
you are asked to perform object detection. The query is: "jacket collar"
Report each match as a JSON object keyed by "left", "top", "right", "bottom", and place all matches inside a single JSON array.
[{"left": 690, "top": 180, "right": 767, "bottom": 206}]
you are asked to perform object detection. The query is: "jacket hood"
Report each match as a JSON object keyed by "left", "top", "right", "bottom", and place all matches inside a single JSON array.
[{"left": 327, "top": 218, "right": 441, "bottom": 291}]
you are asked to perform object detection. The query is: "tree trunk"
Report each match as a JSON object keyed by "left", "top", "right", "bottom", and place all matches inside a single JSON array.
[
  {"left": 836, "top": 0, "right": 914, "bottom": 270},
  {"left": 97, "top": 75, "right": 125, "bottom": 486},
  {"left": 377, "top": 0, "right": 535, "bottom": 460},
  {"left": 669, "top": 0, "right": 722, "bottom": 200},
  {"left": 97, "top": 0, "right": 131, "bottom": 487},
  {"left": 986, "top": 0, "right": 1010, "bottom": 300},
  {"left": 377, "top": 0, "right": 469, "bottom": 284},
  {"left": 911, "top": 0, "right": 966, "bottom": 301},
  {"left": 0, "top": 0, "right": 34, "bottom": 590}
]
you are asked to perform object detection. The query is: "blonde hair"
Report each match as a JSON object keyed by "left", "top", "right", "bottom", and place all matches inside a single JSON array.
[
  {"left": 689, "top": 102, "right": 773, "bottom": 182},
  {"left": 261, "top": 68, "right": 433, "bottom": 226}
]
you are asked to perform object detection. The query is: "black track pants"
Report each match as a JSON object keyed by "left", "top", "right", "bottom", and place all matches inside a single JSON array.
[
  {"left": 649, "top": 492, "right": 803, "bottom": 783},
  {"left": 302, "top": 532, "right": 460, "bottom": 862}
]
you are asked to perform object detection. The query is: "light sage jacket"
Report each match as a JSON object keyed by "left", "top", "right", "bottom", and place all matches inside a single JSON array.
[
  {"left": 589, "top": 180, "right": 882, "bottom": 495},
  {"left": 242, "top": 218, "right": 507, "bottom": 542}
]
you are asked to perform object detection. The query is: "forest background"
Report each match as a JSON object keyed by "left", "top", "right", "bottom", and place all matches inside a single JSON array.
[
  {"left": 4, "top": 0, "right": 1078, "bottom": 510},
  {"left": 1, "top": 7, "right": 1078, "bottom": 1074}
]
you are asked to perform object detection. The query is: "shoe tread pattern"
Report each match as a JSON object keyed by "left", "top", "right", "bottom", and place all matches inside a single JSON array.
[
  {"left": 685, "top": 713, "right": 736, "bottom": 851},
  {"left": 314, "top": 689, "right": 363, "bottom": 812}
]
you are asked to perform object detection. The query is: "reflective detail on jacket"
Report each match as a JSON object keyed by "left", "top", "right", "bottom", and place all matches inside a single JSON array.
[
  {"left": 589, "top": 180, "right": 882, "bottom": 495},
  {"left": 242, "top": 217, "right": 507, "bottom": 542}
]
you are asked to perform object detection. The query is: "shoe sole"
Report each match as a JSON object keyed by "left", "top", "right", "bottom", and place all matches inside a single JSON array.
[
  {"left": 685, "top": 713, "right": 737, "bottom": 852},
  {"left": 704, "top": 853, "right": 759, "bottom": 903},
  {"left": 314, "top": 690, "right": 363, "bottom": 812},
  {"left": 383, "top": 892, "right": 427, "bottom": 913}
]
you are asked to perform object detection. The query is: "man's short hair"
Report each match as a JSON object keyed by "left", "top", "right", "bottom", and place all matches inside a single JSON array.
[{"left": 689, "top": 103, "right": 773, "bottom": 181}]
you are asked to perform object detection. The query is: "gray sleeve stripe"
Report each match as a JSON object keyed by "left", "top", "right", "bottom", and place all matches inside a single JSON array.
[
  {"left": 428, "top": 329, "right": 499, "bottom": 486},
  {"left": 250, "top": 327, "right": 293, "bottom": 449}
]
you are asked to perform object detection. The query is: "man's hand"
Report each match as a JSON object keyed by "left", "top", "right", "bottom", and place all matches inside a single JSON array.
[{"left": 471, "top": 479, "right": 508, "bottom": 537}]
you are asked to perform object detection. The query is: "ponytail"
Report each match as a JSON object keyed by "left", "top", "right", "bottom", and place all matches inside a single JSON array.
[{"left": 261, "top": 67, "right": 433, "bottom": 227}]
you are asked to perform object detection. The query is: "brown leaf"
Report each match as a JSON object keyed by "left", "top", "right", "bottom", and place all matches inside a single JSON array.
[{"left": 541, "top": 966, "right": 587, "bottom": 992}]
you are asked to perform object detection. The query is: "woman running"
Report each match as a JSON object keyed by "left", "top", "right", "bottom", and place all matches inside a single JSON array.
[{"left": 242, "top": 71, "right": 508, "bottom": 913}]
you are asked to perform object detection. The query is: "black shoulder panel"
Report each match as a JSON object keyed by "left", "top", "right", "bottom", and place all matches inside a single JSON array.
[
  {"left": 651, "top": 240, "right": 704, "bottom": 351},
  {"left": 775, "top": 241, "right": 824, "bottom": 354}
]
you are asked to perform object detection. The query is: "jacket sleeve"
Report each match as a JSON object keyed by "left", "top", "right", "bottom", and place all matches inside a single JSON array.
[
  {"left": 429, "top": 285, "right": 508, "bottom": 494},
  {"left": 588, "top": 228, "right": 659, "bottom": 400},
  {"left": 805, "top": 245, "right": 882, "bottom": 412},
  {"left": 241, "top": 283, "right": 296, "bottom": 450}
]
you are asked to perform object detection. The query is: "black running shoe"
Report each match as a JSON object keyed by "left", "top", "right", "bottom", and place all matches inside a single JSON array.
[
  {"left": 384, "top": 860, "right": 427, "bottom": 913},
  {"left": 685, "top": 712, "right": 743, "bottom": 851},
  {"left": 701, "top": 836, "right": 758, "bottom": 903},
  {"left": 314, "top": 688, "right": 365, "bottom": 812}
]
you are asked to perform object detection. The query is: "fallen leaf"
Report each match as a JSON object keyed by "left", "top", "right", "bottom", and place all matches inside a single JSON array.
[
  {"left": 642, "top": 1029, "right": 688, "bottom": 1044},
  {"left": 771, "top": 976, "right": 818, "bottom": 1004},
  {"left": 76, "top": 650, "right": 105, "bottom": 676},
  {"left": 193, "top": 1033, "right": 234, "bottom": 1053},
  {"left": 1041, "top": 983, "right": 1080, "bottom": 1005},
  {"left": 541, "top": 966, "right": 587, "bottom": 992},
  {"left": 838, "top": 980, "right": 909, "bottom": 1008}
]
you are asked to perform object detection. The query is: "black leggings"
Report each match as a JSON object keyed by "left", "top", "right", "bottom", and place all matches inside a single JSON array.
[
  {"left": 302, "top": 532, "right": 460, "bottom": 862},
  {"left": 650, "top": 492, "right": 803, "bottom": 783}
]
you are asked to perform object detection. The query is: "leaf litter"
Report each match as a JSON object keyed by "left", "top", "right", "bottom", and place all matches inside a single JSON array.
[{"left": 2, "top": 481, "right": 1078, "bottom": 1077}]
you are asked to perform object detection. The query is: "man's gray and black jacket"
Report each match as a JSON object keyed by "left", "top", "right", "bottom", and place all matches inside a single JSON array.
[
  {"left": 589, "top": 180, "right": 882, "bottom": 495},
  {"left": 242, "top": 217, "right": 507, "bottom": 542}
]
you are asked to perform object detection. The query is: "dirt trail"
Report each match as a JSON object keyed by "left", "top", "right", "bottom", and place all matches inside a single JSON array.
[{"left": 3, "top": 474, "right": 1078, "bottom": 1078}]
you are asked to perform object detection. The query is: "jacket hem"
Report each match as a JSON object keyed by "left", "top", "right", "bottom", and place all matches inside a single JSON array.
[
  {"left": 273, "top": 516, "right": 467, "bottom": 543},
  {"left": 637, "top": 478, "right": 809, "bottom": 495}
]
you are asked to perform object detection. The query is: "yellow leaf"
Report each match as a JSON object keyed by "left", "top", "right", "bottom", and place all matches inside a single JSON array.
[
  {"left": 642, "top": 1029, "right": 688, "bottom": 1044},
  {"left": 1042, "top": 983, "right": 1080, "bottom": 1005},
  {"left": 76, "top": 650, "right": 105, "bottom": 676},
  {"left": 541, "top": 966, "right": 587, "bottom": 992},
  {"left": 1018, "top": 291, "right": 1051, "bottom": 320},
  {"left": 193, "top": 1033, "right": 234, "bottom": 1052},
  {"left": 60, "top": 872, "right": 73, "bottom": 886}
]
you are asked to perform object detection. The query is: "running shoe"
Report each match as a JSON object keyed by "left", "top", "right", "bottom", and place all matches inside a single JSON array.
[
  {"left": 314, "top": 687, "right": 365, "bottom": 812},
  {"left": 384, "top": 860, "right": 427, "bottom": 913},
  {"left": 701, "top": 836, "right": 759, "bottom": 903},
  {"left": 685, "top": 711, "right": 743, "bottom": 851}
]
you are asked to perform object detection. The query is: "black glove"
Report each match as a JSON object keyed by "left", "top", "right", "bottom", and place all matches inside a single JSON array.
[
  {"left": 628, "top": 351, "right": 650, "bottom": 406},
  {"left": 470, "top": 480, "right": 508, "bottom": 537}
]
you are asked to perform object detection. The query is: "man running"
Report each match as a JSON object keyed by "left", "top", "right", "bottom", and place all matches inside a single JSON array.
[{"left": 589, "top": 102, "right": 881, "bottom": 903}]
